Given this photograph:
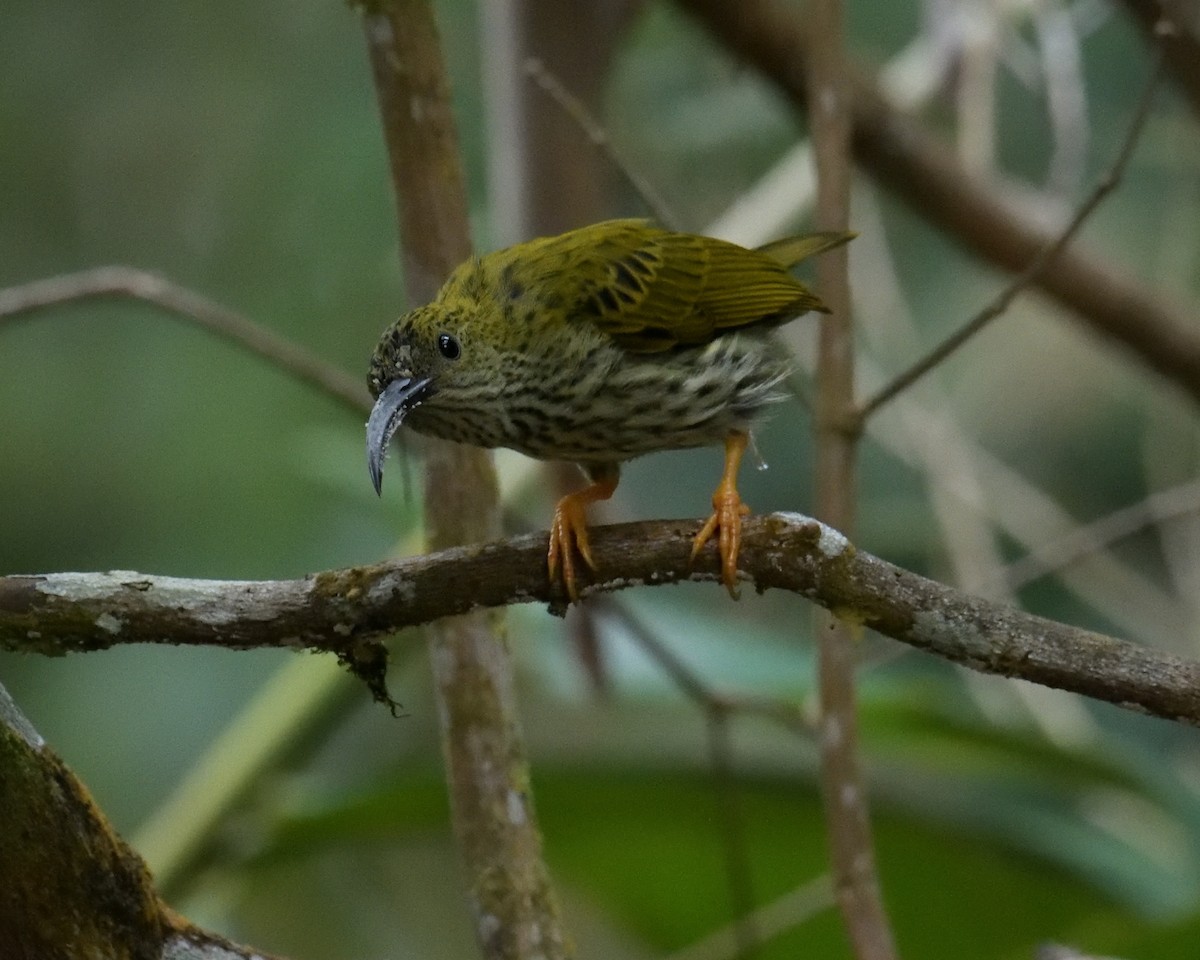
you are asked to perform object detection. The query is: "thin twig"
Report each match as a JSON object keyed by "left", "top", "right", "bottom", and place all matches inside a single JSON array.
[
  {"left": 857, "top": 50, "right": 1163, "bottom": 421},
  {"left": 523, "top": 57, "right": 681, "bottom": 229},
  {"left": 1036, "top": 945, "right": 1130, "bottom": 960},
  {"left": 606, "top": 600, "right": 710, "bottom": 702},
  {"left": 603, "top": 599, "right": 799, "bottom": 956},
  {"left": 601, "top": 600, "right": 814, "bottom": 735},
  {"left": 705, "top": 712, "right": 761, "bottom": 960},
  {"left": 0, "top": 266, "right": 371, "bottom": 415},
  {"left": 1001, "top": 476, "right": 1200, "bottom": 591},
  {"left": 543, "top": 561, "right": 816, "bottom": 950},
  {"left": 852, "top": 346, "right": 1180, "bottom": 646},
  {"left": 665, "top": 874, "right": 835, "bottom": 960},
  {"left": 849, "top": 191, "right": 1014, "bottom": 602}
]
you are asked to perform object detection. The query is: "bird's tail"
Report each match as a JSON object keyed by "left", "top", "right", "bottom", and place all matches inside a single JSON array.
[{"left": 756, "top": 230, "right": 856, "bottom": 268}]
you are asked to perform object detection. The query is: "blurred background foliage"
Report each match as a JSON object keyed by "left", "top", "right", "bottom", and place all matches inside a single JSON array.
[{"left": 3, "top": 0, "right": 1200, "bottom": 958}]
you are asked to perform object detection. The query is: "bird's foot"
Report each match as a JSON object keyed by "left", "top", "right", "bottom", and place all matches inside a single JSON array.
[
  {"left": 548, "top": 494, "right": 597, "bottom": 603},
  {"left": 691, "top": 491, "right": 751, "bottom": 599},
  {"left": 691, "top": 431, "right": 751, "bottom": 599},
  {"left": 547, "top": 467, "right": 619, "bottom": 602}
]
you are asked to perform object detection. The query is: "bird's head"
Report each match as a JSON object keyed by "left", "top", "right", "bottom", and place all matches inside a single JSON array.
[{"left": 366, "top": 302, "right": 491, "bottom": 495}]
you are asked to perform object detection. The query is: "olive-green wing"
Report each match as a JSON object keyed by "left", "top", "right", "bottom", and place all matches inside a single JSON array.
[{"left": 547, "top": 220, "right": 851, "bottom": 354}]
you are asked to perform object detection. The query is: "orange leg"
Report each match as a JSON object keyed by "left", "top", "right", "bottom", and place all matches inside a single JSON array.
[
  {"left": 691, "top": 430, "right": 751, "bottom": 599},
  {"left": 547, "top": 464, "right": 620, "bottom": 602}
]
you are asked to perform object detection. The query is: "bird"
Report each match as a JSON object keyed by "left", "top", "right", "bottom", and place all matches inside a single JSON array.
[{"left": 366, "top": 219, "right": 853, "bottom": 601}]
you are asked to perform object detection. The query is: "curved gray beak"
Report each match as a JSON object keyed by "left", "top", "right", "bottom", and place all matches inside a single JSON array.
[{"left": 366, "top": 377, "right": 432, "bottom": 495}]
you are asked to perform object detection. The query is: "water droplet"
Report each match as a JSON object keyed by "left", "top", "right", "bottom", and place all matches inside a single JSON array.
[{"left": 749, "top": 433, "right": 769, "bottom": 471}]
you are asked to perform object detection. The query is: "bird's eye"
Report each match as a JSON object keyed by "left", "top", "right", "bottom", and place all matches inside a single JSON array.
[{"left": 437, "top": 332, "right": 461, "bottom": 360}]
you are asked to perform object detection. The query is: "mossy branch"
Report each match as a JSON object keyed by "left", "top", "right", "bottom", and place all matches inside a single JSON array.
[
  {"left": 0, "top": 685, "right": 286, "bottom": 960},
  {"left": 4, "top": 513, "right": 1198, "bottom": 726},
  {"left": 358, "top": 2, "right": 568, "bottom": 958}
]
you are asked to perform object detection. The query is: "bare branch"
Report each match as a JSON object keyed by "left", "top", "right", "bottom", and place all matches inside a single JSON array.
[
  {"left": 5, "top": 514, "right": 1198, "bottom": 725},
  {"left": 524, "top": 58, "right": 680, "bottom": 229},
  {"left": 0, "top": 266, "right": 371, "bottom": 415}
]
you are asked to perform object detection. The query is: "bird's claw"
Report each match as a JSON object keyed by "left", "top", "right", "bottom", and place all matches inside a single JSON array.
[
  {"left": 548, "top": 497, "right": 597, "bottom": 602},
  {"left": 691, "top": 490, "right": 750, "bottom": 599}
]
